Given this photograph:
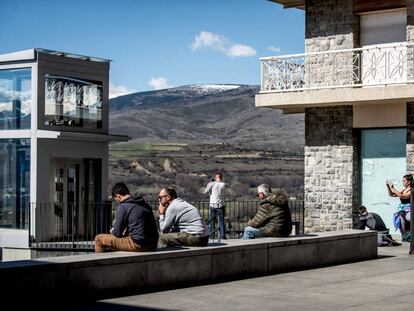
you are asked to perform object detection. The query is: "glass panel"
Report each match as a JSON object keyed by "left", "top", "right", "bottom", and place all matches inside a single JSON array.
[
  {"left": 0, "top": 68, "right": 31, "bottom": 130},
  {"left": 0, "top": 139, "right": 30, "bottom": 229},
  {"left": 44, "top": 75, "right": 103, "bottom": 129}
]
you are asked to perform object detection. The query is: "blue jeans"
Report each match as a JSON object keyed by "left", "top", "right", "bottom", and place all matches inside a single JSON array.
[
  {"left": 209, "top": 206, "right": 225, "bottom": 239},
  {"left": 243, "top": 226, "right": 264, "bottom": 240}
]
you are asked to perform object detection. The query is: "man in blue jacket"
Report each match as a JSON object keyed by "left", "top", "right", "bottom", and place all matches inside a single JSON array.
[{"left": 94, "top": 183, "right": 159, "bottom": 252}]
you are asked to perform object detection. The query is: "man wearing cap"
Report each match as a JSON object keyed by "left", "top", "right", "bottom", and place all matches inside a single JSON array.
[{"left": 243, "top": 183, "right": 292, "bottom": 239}]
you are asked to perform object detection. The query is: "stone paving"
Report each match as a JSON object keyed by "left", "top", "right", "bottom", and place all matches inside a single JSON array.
[{"left": 68, "top": 242, "right": 413, "bottom": 311}]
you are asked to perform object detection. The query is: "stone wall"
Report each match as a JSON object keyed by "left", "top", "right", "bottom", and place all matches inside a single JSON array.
[
  {"left": 306, "top": 0, "right": 358, "bottom": 51},
  {"left": 304, "top": 106, "right": 355, "bottom": 232},
  {"left": 305, "top": 0, "right": 359, "bottom": 87}
]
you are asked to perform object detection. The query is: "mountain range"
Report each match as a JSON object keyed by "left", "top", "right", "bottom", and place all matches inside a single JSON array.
[{"left": 109, "top": 84, "right": 304, "bottom": 152}]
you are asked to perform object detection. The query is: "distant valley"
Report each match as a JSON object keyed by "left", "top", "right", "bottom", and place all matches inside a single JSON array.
[{"left": 108, "top": 84, "right": 305, "bottom": 200}]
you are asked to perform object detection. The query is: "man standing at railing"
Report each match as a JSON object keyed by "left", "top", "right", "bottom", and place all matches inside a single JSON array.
[
  {"left": 94, "top": 183, "right": 159, "bottom": 253},
  {"left": 204, "top": 172, "right": 226, "bottom": 240},
  {"left": 243, "top": 184, "right": 292, "bottom": 239}
]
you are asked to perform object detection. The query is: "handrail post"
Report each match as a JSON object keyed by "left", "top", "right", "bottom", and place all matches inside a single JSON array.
[{"left": 410, "top": 189, "right": 414, "bottom": 255}]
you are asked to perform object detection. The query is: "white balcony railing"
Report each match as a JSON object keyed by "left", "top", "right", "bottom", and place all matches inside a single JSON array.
[{"left": 260, "top": 43, "right": 412, "bottom": 92}]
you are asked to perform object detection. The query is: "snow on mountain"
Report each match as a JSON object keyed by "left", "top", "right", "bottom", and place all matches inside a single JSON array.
[{"left": 186, "top": 84, "right": 241, "bottom": 94}]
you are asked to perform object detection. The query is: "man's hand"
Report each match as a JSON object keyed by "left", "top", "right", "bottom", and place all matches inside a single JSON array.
[{"left": 159, "top": 203, "right": 166, "bottom": 215}]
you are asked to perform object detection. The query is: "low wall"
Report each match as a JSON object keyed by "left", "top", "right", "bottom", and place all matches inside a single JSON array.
[{"left": 0, "top": 230, "right": 377, "bottom": 303}]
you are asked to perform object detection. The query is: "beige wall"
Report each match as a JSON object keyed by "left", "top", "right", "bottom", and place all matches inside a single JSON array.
[{"left": 353, "top": 103, "right": 406, "bottom": 128}]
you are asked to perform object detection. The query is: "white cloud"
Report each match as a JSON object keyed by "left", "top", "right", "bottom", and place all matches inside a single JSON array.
[
  {"left": 227, "top": 44, "right": 257, "bottom": 58},
  {"left": 109, "top": 83, "right": 135, "bottom": 99},
  {"left": 268, "top": 46, "right": 281, "bottom": 53},
  {"left": 190, "top": 31, "right": 256, "bottom": 58},
  {"left": 148, "top": 76, "right": 171, "bottom": 90},
  {"left": 191, "top": 31, "right": 226, "bottom": 52}
]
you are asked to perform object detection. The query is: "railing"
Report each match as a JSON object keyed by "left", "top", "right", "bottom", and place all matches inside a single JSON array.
[
  {"left": 261, "top": 42, "right": 412, "bottom": 92},
  {"left": 29, "top": 201, "right": 112, "bottom": 250},
  {"left": 29, "top": 199, "right": 304, "bottom": 251}
]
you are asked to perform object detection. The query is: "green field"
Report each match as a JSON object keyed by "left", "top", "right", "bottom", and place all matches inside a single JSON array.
[{"left": 109, "top": 142, "right": 187, "bottom": 157}]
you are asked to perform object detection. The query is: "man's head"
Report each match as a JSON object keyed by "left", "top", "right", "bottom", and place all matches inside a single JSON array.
[
  {"left": 159, "top": 187, "right": 178, "bottom": 207},
  {"left": 111, "top": 183, "right": 130, "bottom": 203},
  {"left": 257, "top": 183, "right": 271, "bottom": 200},
  {"left": 358, "top": 206, "right": 368, "bottom": 216},
  {"left": 214, "top": 172, "right": 222, "bottom": 182}
]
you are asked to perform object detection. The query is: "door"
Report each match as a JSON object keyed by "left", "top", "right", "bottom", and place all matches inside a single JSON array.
[
  {"left": 50, "top": 161, "right": 80, "bottom": 238},
  {"left": 360, "top": 128, "right": 406, "bottom": 234},
  {"left": 49, "top": 159, "right": 100, "bottom": 241}
]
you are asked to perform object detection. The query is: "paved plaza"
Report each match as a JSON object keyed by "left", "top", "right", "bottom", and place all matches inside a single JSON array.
[{"left": 67, "top": 242, "right": 414, "bottom": 311}]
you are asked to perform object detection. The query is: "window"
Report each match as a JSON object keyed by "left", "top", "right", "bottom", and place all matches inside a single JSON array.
[
  {"left": 0, "top": 68, "right": 31, "bottom": 130},
  {"left": 44, "top": 75, "right": 103, "bottom": 129},
  {"left": 0, "top": 139, "right": 30, "bottom": 229}
]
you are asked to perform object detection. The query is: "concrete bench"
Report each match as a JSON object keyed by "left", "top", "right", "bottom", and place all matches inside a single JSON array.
[{"left": 0, "top": 230, "right": 377, "bottom": 302}]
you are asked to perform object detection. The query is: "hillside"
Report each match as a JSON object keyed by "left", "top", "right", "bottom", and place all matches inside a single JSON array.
[
  {"left": 109, "top": 85, "right": 304, "bottom": 152},
  {"left": 108, "top": 85, "right": 305, "bottom": 200}
]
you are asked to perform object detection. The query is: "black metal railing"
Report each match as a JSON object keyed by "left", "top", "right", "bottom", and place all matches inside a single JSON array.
[
  {"left": 146, "top": 199, "right": 304, "bottom": 239},
  {"left": 29, "top": 199, "right": 304, "bottom": 250},
  {"left": 29, "top": 201, "right": 112, "bottom": 250}
]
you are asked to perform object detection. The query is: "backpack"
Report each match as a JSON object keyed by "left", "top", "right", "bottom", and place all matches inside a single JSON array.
[{"left": 402, "top": 232, "right": 412, "bottom": 242}]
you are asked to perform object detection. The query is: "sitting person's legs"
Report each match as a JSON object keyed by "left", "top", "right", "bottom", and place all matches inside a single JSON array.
[
  {"left": 94, "top": 234, "right": 155, "bottom": 253},
  {"left": 159, "top": 232, "right": 208, "bottom": 247},
  {"left": 242, "top": 226, "right": 264, "bottom": 239}
]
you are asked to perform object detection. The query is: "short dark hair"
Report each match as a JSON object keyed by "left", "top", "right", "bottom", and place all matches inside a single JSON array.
[
  {"left": 163, "top": 187, "right": 177, "bottom": 199},
  {"left": 215, "top": 172, "right": 222, "bottom": 179},
  {"left": 358, "top": 206, "right": 367, "bottom": 214},
  {"left": 112, "top": 183, "right": 130, "bottom": 197}
]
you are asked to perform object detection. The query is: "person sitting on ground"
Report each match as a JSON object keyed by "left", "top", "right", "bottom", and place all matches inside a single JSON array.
[
  {"left": 357, "top": 206, "right": 400, "bottom": 246},
  {"left": 386, "top": 174, "right": 412, "bottom": 242},
  {"left": 243, "top": 183, "right": 292, "bottom": 239},
  {"left": 158, "top": 187, "right": 209, "bottom": 247},
  {"left": 94, "top": 183, "right": 159, "bottom": 253}
]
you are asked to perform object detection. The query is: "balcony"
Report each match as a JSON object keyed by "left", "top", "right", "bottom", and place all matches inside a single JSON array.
[{"left": 256, "top": 43, "right": 414, "bottom": 113}]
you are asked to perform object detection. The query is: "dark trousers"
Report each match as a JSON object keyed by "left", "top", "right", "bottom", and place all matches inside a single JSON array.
[
  {"left": 209, "top": 206, "right": 225, "bottom": 239},
  {"left": 159, "top": 232, "right": 209, "bottom": 247}
]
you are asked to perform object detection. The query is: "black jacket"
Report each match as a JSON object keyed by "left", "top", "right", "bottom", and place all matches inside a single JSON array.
[
  {"left": 112, "top": 196, "right": 159, "bottom": 246},
  {"left": 357, "top": 212, "right": 387, "bottom": 231}
]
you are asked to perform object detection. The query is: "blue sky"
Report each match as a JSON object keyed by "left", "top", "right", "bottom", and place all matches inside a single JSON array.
[{"left": 0, "top": 0, "right": 304, "bottom": 97}]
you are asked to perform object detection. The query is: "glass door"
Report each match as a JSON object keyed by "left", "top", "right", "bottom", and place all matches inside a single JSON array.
[
  {"left": 51, "top": 161, "right": 80, "bottom": 239},
  {"left": 360, "top": 128, "right": 406, "bottom": 234}
]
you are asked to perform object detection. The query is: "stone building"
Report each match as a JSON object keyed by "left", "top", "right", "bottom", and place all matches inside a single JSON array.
[{"left": 256, "top": 0, "right": 413, "bottom": 233}]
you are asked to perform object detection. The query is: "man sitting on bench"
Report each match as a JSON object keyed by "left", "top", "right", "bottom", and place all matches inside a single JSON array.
[
  {"left": 242, "top": 184, "right": 292, "bottom": 239},
  {"left": 357, "top": 206, "right": 400, "bottom": 246}
]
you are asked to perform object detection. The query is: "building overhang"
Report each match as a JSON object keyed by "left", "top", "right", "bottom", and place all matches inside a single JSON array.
[
  {"left": 0, "top": 48, "right": 111, "bottom": 65},
  {"left": 0, "top": 49, "right": 36, "bottom": 63},
  {"left": 255, "top": 84, "right": 414, "bottom": 114},
  {"left": 268, "top": 0, "right": 305, "bottom": 10},
  {"left": 36, "top": 130, "right": 129, "bottom": 142}
]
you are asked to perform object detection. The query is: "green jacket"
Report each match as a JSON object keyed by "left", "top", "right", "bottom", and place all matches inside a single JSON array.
[{"left": 248, "top": 191, "right": 292, "bottom": 237}]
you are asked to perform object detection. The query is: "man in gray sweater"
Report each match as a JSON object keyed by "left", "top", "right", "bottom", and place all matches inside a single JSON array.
[{"left": 158, "top": 187, "right": 209, "bottom": 247}]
